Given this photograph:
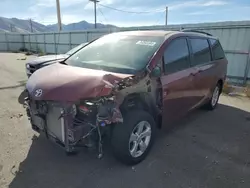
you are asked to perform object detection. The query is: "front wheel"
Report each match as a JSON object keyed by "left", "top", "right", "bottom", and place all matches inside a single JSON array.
[{"left": 111, "top": 110, "right": 156, "bottom": 165}]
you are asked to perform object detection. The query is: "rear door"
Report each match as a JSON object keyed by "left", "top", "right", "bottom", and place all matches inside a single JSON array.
[
  {"left": 161, "top": 37, "right": 199, "bottom": 124},
  {"left": 188, "top": 37, "right": 217, "bottom": 107}
]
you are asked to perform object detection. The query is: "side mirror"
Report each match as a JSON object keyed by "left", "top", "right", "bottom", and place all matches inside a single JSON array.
[{"left": 151, "top": 66, "right": 161, "bottom": 77}]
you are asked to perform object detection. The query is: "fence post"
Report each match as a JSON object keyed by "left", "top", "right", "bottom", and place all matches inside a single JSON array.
[
  {"left": 54, "top": 33, "right": 57, "bottom": 54},
  {"left": 44, "top": 33, "right": 46, "bottom": 54},
  {"left": 244, "top": 52, "right": 250, "bottom": 86},
  {"left": 29, "top": 34, "right": 31, "bottom": 52},
  {"left": 69, "top": 32, "right": 72, "bottom": 50},
  {"left": 21, "top": 34, "right": 25, "bottom": 51},
  {"left": 86, "top": 31, "right": 89, "bottom": 42},
  {"left": 5, "top": 33, "right": 9, "bottom": 51},
  {"left": 35, "top": 34, "right": 39, "bottom": 53},
  {"left": 242, "top": 41, "right": 250, "bottom": 86}
]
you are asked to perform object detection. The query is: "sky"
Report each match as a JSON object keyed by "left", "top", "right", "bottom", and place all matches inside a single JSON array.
[{"left": 1, "top": 0, "right": 250, "bottom": 27}]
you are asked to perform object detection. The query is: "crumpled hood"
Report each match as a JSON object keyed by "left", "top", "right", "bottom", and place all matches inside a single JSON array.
[
  {"left": 26, "top": 63, "right": 132, "bottom": 102},
  {"left": 27, "top": 54, "right": 69, "bottom": 66}
]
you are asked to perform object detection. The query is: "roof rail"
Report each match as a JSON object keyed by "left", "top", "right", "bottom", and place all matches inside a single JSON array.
[{"left": 180, "top": 29, "right": 213, "bottom": 36}]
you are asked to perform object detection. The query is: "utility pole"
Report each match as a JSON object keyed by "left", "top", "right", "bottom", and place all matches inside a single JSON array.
[
  {"left": 9, "top": 24, "right": 14, "bottom": 32},
  {"left": 30, "top": 19, "right": 33, "bottom": 33},
  {"left": 165, "top": 6, "right": 168, "bottom": 26},
  {"left": 89, "top": 0, "right": 99, "bottom": 29},
  {"left": 56, "top": 0, "right": 62, "bottom": 31},
  {"left": 9, "top": 24, "right": 12, "bottom": 32}
]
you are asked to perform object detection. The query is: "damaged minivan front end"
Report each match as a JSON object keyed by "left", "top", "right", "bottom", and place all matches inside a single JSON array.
[
  {"left": 24, "top": 32, "right": 164, "bottom": 164},
  {"left": 24, "top": 63, "right": 145, "bottom": 158}
]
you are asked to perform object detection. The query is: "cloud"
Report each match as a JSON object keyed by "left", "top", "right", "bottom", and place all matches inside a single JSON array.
[
  {"left": 187, "top": 11, "right": 214, "bottom": 15},
  {"left": 99, "top": 0, "right": 116, "bottom": 5},
  {"left": 28, "top": 0, "right": 92, "bottom": 24},
  {"left": 36, "top": 0, "right": 88, "bottom": 8},
  {"left": 203, "top": 1, "right": 228, "bottom": 6},
  {"left": 168, "top": 0, "right": 228, "bottom": 10}
]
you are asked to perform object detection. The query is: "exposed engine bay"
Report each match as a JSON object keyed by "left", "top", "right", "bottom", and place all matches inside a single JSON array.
[{"left": 24, "top": 72, "right": 162, "bottom": 158}]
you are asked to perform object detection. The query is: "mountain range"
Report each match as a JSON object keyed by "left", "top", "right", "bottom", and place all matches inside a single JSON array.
[{"left": 0, "top": 17, "right": 117, "bottom": 33}]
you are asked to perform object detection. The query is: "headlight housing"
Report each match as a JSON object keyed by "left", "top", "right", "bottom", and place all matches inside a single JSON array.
[
  {"left": 71, "top": 104, "right": 77, "bottom": 117},
  {"left": 25, "top": 64, "right": 30, "bottom": 74}
]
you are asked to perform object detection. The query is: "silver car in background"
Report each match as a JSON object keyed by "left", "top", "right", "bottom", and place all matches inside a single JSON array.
[{"left": 25, "top": 42, "right": 89, "bottom": 77}]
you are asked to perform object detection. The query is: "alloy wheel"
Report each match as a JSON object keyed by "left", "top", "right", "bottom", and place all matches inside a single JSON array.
[
  {"left": 129, "top": 121, "right": 152, "bottom": 158},
  {"left": 211, "top": 86, "right": 220, "bottom": 107}
]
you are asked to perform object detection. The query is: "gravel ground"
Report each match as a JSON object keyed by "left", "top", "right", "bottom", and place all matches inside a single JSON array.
[{"left": 1, "top": 52, "right": 250, "bottom": 188}]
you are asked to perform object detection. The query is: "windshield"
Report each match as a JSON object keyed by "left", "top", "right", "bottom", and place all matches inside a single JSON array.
[
  {"left": 66, "top": 43, "right": 88, "bottom": 55},
  {"left": 65, "top": 34, "right": 164, "bottom": 74}
]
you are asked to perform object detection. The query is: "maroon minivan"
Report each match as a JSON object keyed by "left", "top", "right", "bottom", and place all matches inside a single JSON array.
[{"left": 24, "top": 30, "right": 227, "bottom": 165}]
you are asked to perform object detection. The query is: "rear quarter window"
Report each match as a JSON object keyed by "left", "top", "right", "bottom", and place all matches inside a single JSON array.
[{"left": 209, "top": 39, "right": 225, "bottom": 60}]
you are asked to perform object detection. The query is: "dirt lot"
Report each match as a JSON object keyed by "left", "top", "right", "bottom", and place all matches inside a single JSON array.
[{"left": 1, "top": 52, "right": 250, "bottom": 188}]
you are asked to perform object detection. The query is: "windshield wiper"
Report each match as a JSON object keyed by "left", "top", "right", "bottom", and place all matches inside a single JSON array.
[{"left": 60, "top": 60, "right": 67, "bottom": 65}]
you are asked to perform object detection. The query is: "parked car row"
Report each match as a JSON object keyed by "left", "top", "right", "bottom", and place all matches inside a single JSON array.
[{"left": 24, "top": 30, "right": 227, "bottom": 165}]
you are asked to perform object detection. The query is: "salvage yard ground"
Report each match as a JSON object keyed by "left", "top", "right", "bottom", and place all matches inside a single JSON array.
[{"left": 1, "top": 53, "right": 250, "bottom": 188}]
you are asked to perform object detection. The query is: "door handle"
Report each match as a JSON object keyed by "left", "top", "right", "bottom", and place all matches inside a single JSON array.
[
  {"left": 190, "top": 72, "right": 197, "bottom": 76},
  {"left": 190, "top": 69, "right": 203, "bottom": 76},
  {"left": 197, "top": 69, "right": 203, "bottom": 73},
  {"left": 164, "top": 89, "right": 170, "bottom": 96}
]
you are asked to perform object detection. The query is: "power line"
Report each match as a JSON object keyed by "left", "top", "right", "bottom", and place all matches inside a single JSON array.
[
  {"left": 97, "top": 6, "right": 108, "bottom": 24},
  {"left": 154, "top": 11, "right": 166, "bottom": 25},
  {"left": 96, "top": 15, "right": 104, "bottom": 25},
  {"left": 98, "top": 4, "right": 165, "bottom": 14}
]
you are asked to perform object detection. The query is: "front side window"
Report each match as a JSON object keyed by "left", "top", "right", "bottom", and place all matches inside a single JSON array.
[
  {"left": 65, "top": 34, "right": 164, "bottom": 74},
  {"left": 190, "top": 38, "right": 211, "bottom": 66},
  {"left": 209, "top": 39, "right": 225, "bottom": 60},
  {"left": 164, "top": 38, "right": 190, "bottom": 74}
]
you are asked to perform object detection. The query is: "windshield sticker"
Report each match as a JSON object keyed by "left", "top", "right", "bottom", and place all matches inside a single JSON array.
[{"left": 136, "top": 41, "right": 156, "bottom": 46}]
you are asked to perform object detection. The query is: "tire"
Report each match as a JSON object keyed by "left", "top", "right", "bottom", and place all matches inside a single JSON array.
[
  {"left": 111, "top": 110, "right": 156, "bottom": 165},
  {"left": 204, "top": 82, "right": 222, "bottom": 110}
]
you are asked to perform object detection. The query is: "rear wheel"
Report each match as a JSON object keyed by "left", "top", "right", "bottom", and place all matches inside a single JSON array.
[
  {"left": 204, "top": 82, "right": 222, "bottom": 110},
  {"left": 111, "top": 110, "right": 156, "bottom": 165}
]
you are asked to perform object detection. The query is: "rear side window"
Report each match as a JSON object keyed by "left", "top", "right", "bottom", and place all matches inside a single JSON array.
[
  {"left": 209, "top": 39, "right": 225, "bottom": 60},
  {"left": 164, "top": 38, "right": 190, "bottom": 74},
  {"left": 190, "top": 38, "right": 211, "bottom": 66}
]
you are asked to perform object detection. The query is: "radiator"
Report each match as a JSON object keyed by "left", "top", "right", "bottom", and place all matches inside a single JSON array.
[{"left": 46, "top": 103, "right": 65, "bottom": 143}]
